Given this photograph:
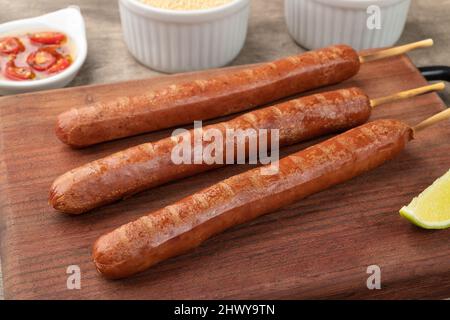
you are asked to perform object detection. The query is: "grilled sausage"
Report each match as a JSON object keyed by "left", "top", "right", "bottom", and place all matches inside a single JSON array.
[
  {"left": 50, "top": 87, "right": 370, "bottom": 214},
  {"left": 92, "top": 119, "right": 414, "bottom": 279},
  {"left": 56, "top": 45, "right": 360, "bottom": 147}
]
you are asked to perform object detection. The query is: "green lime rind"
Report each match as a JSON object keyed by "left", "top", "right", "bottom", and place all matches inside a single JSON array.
[{"left": 399, "top": 206, "right": 450, "bottom": 230}]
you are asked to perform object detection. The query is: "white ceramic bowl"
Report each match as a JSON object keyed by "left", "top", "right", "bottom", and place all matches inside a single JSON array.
[
  {"left": 0, "top": 7, "right": 87, "bottom": 96},
  {"left": 284, "top": 0, "right": 411, "bottom": 50},
  {"left": 119, "top": 0, "right": 250, "bottom": 73}
]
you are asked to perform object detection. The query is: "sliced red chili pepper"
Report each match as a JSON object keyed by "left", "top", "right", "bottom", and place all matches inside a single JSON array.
[
  {"left": 29, "top": 32, "right": 66, "bottom": 45},
  {"left": 0, "top": 37, "right": 25, "bottom": 55},
  {"left": 4, "top": 60, "right": 35, "bottom": 81},
  {"left": 47, "top": 56, "right": 71, "bottom": 74},
  {"left": 27, "top": 49, "right": 57, "bottom": 71}
]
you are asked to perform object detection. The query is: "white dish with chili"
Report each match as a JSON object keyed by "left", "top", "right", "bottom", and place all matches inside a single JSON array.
[{"left": 0, "top": 7, "right": 87, "bottom": 96}]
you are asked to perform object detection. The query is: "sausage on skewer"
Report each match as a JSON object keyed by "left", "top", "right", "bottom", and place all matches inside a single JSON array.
[{"left": 56, "top": 39, "right": 433, "bottom": 147}]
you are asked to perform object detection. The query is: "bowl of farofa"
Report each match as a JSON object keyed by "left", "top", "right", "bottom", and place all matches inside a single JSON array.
[{"left": 119, "top": 0, "right": 250, "bottom": 73}]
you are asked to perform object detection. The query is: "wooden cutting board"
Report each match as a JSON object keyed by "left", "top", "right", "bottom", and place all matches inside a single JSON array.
[{"left": 1, "top": 54, "right": 449, "bottom": 300}]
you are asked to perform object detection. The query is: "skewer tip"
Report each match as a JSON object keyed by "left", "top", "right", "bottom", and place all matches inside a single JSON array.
[
  {"left": 369, "top": 82, "right": 445, "bottom": 108},
  {"left": 414, "top": 108, "right": 450, "bottom": 133},
  {"left": 419, "top": 38, "right": 434, "bottom": 48},
  {"left": 433, "top": 81, "right": 445, "bottom": 91},
  {"left": 360, "top": 38, "right": 435, "bottom": 64}
]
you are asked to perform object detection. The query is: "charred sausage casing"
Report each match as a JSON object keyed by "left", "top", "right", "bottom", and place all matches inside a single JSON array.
[
  {"left": 50, "top": 87, "right": 370, "bottom": 214},
  {"left": 92, "top": 119, "right": 413, "bottom": 279},
  {"left": 56, "top": 45, "right": 360, "bottom": 147}
]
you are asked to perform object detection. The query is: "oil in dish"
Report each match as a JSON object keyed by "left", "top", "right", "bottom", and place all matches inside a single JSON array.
[{"left": 0, "top": 31, "right": 73, "bottom": 81}]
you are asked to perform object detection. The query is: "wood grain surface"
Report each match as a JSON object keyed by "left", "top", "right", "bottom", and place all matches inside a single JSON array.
[{"left": 0, "top": 54, "right": 450, "bottom": 300}]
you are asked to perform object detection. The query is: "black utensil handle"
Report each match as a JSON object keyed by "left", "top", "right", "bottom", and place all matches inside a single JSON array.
[{"left": 419, "top": 66, "right": 450, "bottom": 82}]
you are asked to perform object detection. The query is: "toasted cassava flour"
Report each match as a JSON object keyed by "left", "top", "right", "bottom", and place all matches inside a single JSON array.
[{"left": 140, "top": 0, "right": 234, "bottom": 10}]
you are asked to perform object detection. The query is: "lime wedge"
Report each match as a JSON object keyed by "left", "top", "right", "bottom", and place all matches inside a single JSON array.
[{"left": 400, "top": 169, "right": 450, "bottom": 229}]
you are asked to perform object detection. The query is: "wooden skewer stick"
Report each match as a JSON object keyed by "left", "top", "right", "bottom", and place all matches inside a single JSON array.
[
  {"left": 370, "top": 82, "right": 445, "bottom": 108},
  {"left": 414, "top": 108, "right": 450, "bottom": 133},
  {"left": 359, "top": 39, "right": 434, "bottom": 64}
]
